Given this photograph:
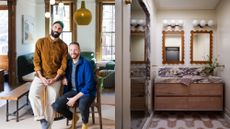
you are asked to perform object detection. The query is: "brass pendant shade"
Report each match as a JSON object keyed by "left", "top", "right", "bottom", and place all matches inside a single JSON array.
[{"left": 73, "top": 0, "right": 92, "bottom": 25}]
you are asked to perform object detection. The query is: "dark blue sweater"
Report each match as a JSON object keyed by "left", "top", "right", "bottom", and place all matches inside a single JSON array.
[{"left": 64, "top": 56, "right": 96, "bottom": 96}]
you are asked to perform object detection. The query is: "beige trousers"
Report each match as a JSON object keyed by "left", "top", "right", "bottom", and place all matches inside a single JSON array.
[{"left": 29, "top": 76, "right": 61, "bottom": 128}]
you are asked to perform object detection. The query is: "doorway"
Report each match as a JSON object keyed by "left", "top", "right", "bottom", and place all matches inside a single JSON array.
[{"left": 0, "top": 5, "right": 8, "bottom": 82}]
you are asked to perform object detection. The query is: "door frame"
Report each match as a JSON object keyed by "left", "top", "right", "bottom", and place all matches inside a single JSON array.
[{"left": 7, "top": 0, "right": 17, "bottom": 86}]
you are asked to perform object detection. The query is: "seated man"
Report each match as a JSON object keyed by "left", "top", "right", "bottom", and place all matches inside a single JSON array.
[{"left": 52, "top": 42, "right": 96, "bottom": 129}]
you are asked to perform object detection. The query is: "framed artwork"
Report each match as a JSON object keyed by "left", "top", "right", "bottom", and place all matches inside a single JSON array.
[{"left": 22, "top": 15, "right": 34, "bottom": 44}]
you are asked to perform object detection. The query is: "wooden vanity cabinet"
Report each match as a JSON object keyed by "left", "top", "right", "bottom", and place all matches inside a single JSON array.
[
  {"left": 131, "top": 78, "right": 146, "bottom": 111},
  {"left": 154, "top": 83, "right": 224, "bottom": 111}
]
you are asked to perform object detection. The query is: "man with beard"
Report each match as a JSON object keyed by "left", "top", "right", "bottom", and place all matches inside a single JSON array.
[
  {"left": 52, "top": 42, "right": 96, "bottom": 129},
  {"left": 29, "top": 21, "right": 68, "bottom": 129}
]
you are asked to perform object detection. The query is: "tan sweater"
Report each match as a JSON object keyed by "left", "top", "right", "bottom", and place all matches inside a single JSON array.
[{"left": 33, "top": 35, "right": 68, "bottom": 79}]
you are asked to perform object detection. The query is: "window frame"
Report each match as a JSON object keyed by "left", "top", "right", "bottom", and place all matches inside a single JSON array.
[
  {"left": 45, "top": 1, "right": 76, "bottom": 43},
  {"left": 96, "top": 0, "right": 115, "bottom": 61}
]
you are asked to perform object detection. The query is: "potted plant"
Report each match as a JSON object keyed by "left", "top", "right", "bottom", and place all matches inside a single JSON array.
[{"left": 202, "top": 56, "right": 224, "bottom": 76}]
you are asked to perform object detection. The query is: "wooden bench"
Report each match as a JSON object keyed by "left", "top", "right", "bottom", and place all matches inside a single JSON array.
[
  {"left": 0, "top": 69, "right": 4, "bottom": 92},
  {"left": 0, "top": 82, "right": 31, "bottom": 122}
]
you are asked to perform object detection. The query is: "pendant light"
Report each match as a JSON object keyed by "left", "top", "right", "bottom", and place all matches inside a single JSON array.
[{"left": 73, "top": 0, "right": 92, "bottom": 25}]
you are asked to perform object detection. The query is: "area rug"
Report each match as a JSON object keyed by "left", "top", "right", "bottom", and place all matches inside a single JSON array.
[
  {"left": 147, "top": 111, "right": 230, "bottom": 129},
  {"left": 0, "top": 96, "right": 115, "bottom": 129}
]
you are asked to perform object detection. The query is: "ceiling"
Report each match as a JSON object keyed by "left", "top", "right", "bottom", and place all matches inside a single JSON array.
[{"left": 155, "top": 0, "right": 221, "bottom": 10}]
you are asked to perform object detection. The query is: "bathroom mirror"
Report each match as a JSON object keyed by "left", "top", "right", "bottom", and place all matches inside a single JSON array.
[
  {"left": 162, "top": 31, "right": 184, "bottom": 64},
  {"left": 190, "top": 30, "right": 213, "bottom": 64}
]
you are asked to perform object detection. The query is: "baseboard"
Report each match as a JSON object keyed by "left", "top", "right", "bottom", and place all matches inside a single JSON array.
[
  {"left": 142, "top": 112, "right": 153, "bottom": 129},
  {"left": 224, "top": 108, "right": 230, "bottom": 123}
]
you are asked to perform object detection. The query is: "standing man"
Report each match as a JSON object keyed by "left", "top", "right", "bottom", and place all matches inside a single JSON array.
[
  {"left": 29, "top": 21, "right": 68, "bottom": 129},
  {"left": 52, "top": 42, "right": 96, "bottom": 129}
]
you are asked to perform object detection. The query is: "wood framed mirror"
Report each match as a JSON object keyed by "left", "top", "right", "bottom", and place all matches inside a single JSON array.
[
  {"left": 190, "top": 30, "right": 213, "bottom": 64},
  {"left": 162, "top": 31, "right": 184, "bottom": 64}
]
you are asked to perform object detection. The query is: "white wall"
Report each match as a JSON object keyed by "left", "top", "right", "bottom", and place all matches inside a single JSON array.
[
  {"left": 155, "top": 10, "right": 217, "bottom": 66},
  {"left": 77, "top": 0, "right": 96, "bottom": 52},
  {"left": 16, "top": 0, "right": 45, "bottom": 56},
  {"left": 217, "top": 0, "right": 230, "bottom": 119}
]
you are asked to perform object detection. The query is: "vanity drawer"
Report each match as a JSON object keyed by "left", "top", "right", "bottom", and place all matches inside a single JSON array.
[
  {"left": 189, "top": 84, "right": 223, "bottom": 95},
  {"left": 131, "top": 96, "right": 146, "bottom": 111},
  {"left": 155, "top": 83, "right": 188, "bottom": 96},
  {"left": 188, "top": 97, "right": 223, "bottom": 110},
  {"left": 131, "top": 84, "right": 145, "bottom": 97},
  {"left": 155, "top": 97, "right": 188, "bottom": 110}
]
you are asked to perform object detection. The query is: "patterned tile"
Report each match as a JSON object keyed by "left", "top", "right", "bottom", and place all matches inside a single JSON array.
[{"left": 148, "top": 112, "right": 230, "bottom": 129}]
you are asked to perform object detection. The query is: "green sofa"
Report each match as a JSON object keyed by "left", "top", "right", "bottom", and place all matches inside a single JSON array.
[{"left": 17, "top": 53, "right": 34, "bottom": 82}]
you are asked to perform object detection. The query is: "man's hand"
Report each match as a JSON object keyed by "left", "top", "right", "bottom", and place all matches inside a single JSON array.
[
  {"left": 66, "top": 97, "right": 77, "bottom": 107},
  {"left": 40, "top": 77, "right": 49, "bottom": 86},
  {"left": 47, "top": 78, "right": 56, "bottom": 85},
  {"left": 62, "top": 78, "right": 68, "bottom": 86}
]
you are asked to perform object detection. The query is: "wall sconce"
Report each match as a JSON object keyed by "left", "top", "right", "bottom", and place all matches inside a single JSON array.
[
  {"left": 45, "top": 12, "right": 51, "bottom": 18},
  {"left": 192, "top": 20, "right": 215, "bottom": 28},
  {"left": 73, "top": 0, "right": 92, "bottom": 25},
  {"left": 130, "top": 19, "right": 145, "bottom": 32},
  {"left": 162, "top": 19, "right": 184, "bottom": 30},
  {"left": 50, "top": 0, "right": 55, "bottom": 5}
]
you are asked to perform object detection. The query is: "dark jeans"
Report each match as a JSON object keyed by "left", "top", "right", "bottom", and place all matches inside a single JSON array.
[{"left": 52, "top": 90, "right": 95, "bottom": 123}]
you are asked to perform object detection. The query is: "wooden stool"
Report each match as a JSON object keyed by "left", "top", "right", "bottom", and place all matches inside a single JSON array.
[{"left": 69, "top": 86, "right": 102, "bottom": 129}]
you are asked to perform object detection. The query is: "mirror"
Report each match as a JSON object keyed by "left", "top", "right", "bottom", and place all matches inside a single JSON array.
[
  {"left": 131, "top": 32, "right": 146, "bottom": 63},
  {"left": 190, "top": 30, "right": 213, "bottom": 64},
  {"left": 162, "top": 31, "right": 184, "bottom": 64}
]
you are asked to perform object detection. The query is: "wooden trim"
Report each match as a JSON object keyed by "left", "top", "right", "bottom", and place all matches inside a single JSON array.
[
  {"left": 44, "top": 0, "right": 50, "bottom": 35},
  {"left": 7, "top": 0, "right": 17, "bottom": 86},
  {"left": 190, "top": 30, "right": 213, "bottom": 64},
  {"left": 0, "top": 6, "right": 8, "bottom": 10},
  {"left": 95, "top": 0, "right": 101, "bottom": 61},
  {"left": 96, "top": 1, "right": 115, "bottom": 61},
  {"left": 131, "top": 61, "right": 147, "bottom": 64},
  {"left": 72, "top": 2, "right": 76, "bottom": 41},
  {"left": 98, "top": 0, "right": 115, "bottom": 4}
]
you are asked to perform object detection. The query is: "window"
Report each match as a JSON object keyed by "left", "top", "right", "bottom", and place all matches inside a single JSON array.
[
  {"left": 0, "top": 9, "right": 8, "bottom": 55},
  {"left": 101, "top": 4, "right": 115, "bottom": 61},
  {"left": 50, "top": 3, "right": 72, "bottom": 45}
]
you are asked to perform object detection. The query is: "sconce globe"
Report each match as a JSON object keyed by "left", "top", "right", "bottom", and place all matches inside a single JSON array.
[
  {"left": 192, "top": 20, "right": 199, "bottom": 27},
  {"left": 170, "top": 20, "right": 176, "bottom": 26},
  {"left": 131, "top": 19, "right": 137, "bottom": 26},
  {"left": 73, "top": 0, "right": 92, "bottom": 25},
  {"left": 200, "top": 20, "right": 206, "bottom": 27},
  {"left": 178, "top": 20, "right": 184, "bottom": 26},
  {"left": 162, "top": 20, "right": 168, "bottom": 27},
  {"left": 208, "top": 20, "right": 214, "bottom": 26},
  {"left": 50, "top": 0, "right": 55, "bottom": 5},
  {"left": 45, "top": 12, "right": 51, "bottom": 18}
]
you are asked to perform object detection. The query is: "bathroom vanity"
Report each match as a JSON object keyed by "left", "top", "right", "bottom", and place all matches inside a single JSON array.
[{"left": 154, "top": 83, "right": 224, "bottom": 111}]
